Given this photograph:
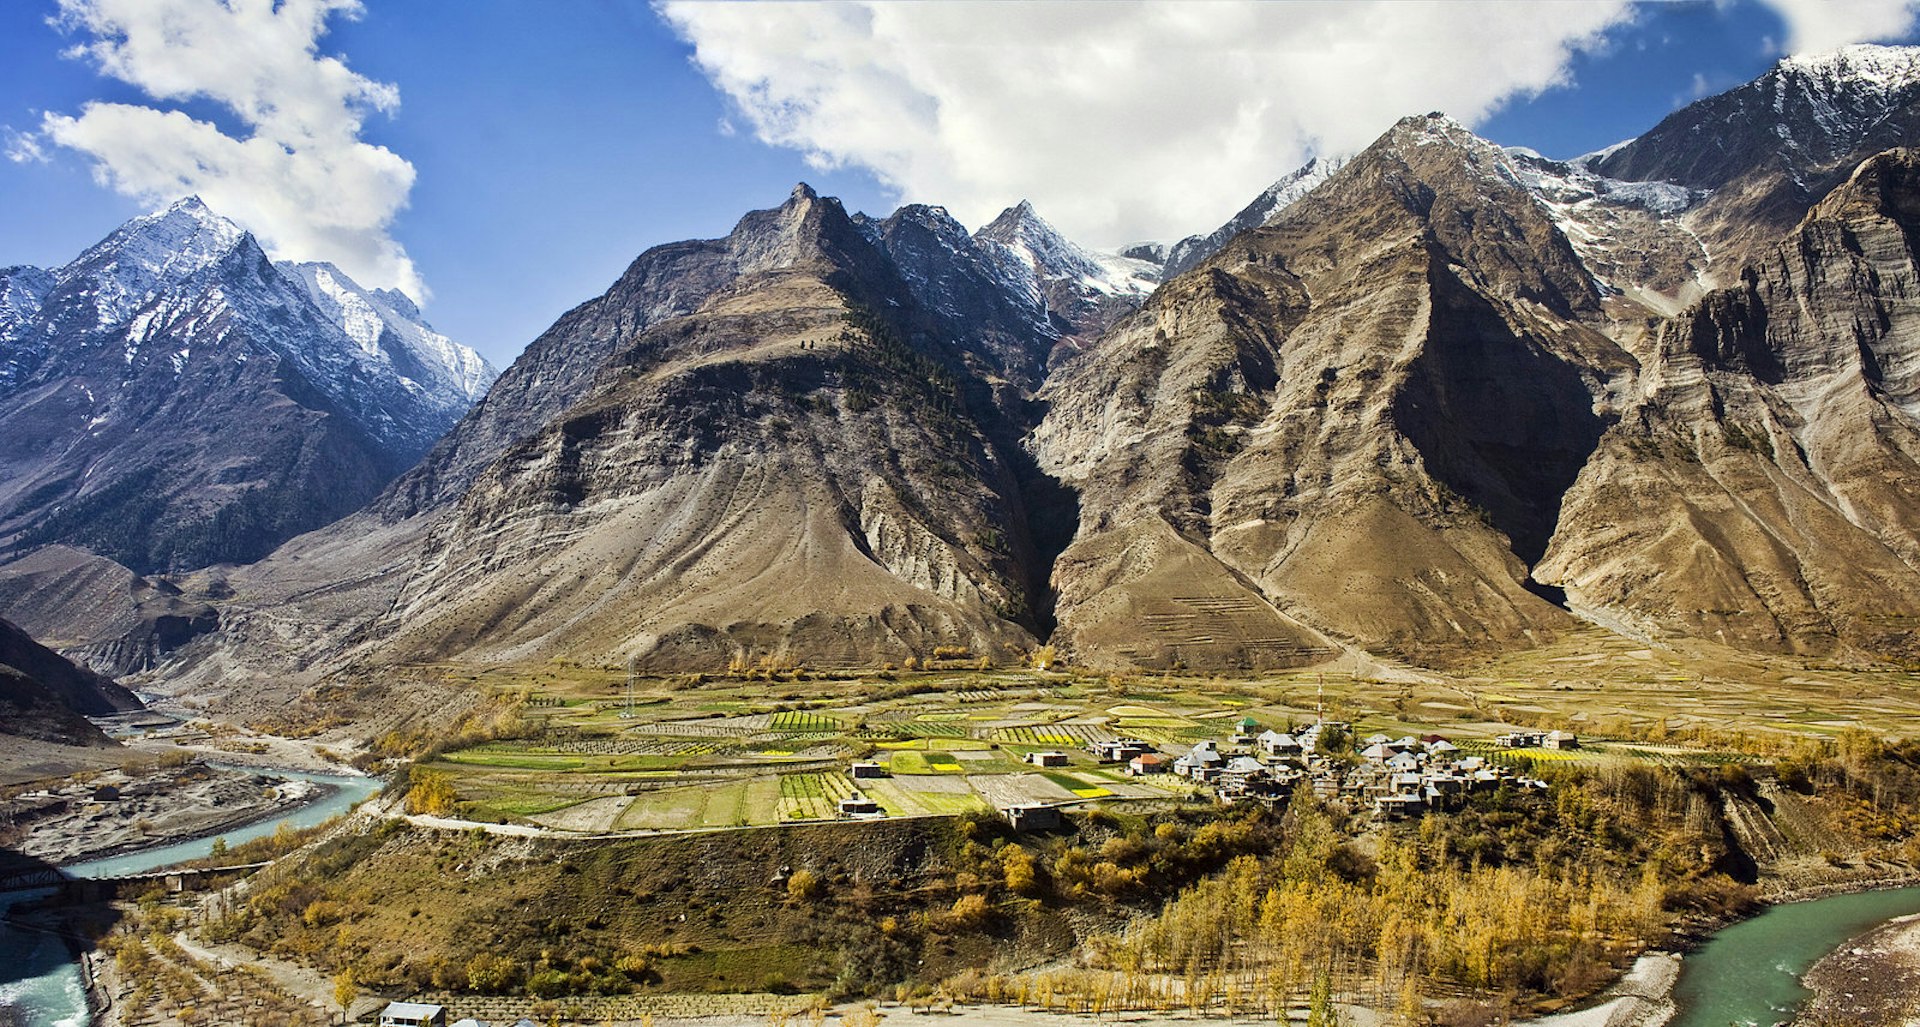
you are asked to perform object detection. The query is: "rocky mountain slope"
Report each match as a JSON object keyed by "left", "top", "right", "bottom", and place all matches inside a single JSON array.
[
  {"left": 40, "top": 45, "right": 1920, "bottom": 692},
  {"left": 145, "top": 187, "right": 1131, "bottom": 694},
  {"left": 0, "top": 616, "right": 137, "bottom": 748},
  {"left": 1034, "top": 115, "right": 1620, "bottom": 668},
  {"left": 0, "top": 199, "right": 495, "bottom": 576},
  {"left": 370, "top": 185, "right": 1067, "bottom": 670},
  {"left": 1538, "top": 149, "right": 1920, "bottom": 659},
  {"left": 1025, "top": 46, "right": 1920, "bottom": 668}
]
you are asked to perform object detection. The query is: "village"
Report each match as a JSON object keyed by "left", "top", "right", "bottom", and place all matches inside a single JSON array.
[
  {"left": 845, "top": 716, "right": 1556, "bottom": 832},
  {"left": 401, "top": 668, "right": 1665, "bottom": 842}
]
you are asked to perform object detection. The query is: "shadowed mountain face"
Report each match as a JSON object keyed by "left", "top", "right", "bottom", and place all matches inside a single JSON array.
[
  {"left": 1032, "top": 115, "right": 1623, "bottom": 669},
  {"left": 368, "top": 187, "right": 1076, "bottom": 670},
  {"left": 0, "top": 616, "right": 137, "bottom": 749}
]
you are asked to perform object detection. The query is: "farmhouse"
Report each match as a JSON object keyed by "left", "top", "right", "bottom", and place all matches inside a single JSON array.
[
  {"left": 380, "top": 1004, "right": 446, "bottom": 1027},
  {"left": 837, "top": 795, "right": 882, "bottom": 818},
  {"left": 1175, "top": 740, "right": 1226, "bottom": 780},
  {"left": 1546, "top": 730, "right": 1580, "bottom": 750},
  {"left": 1025, "top": 751, "right": 1070, "bottom": 768},
  {"left": 849, "top": 761, "right": 888, "bottom": 779},
  {"left": 1090, "top": 738, "right": 1155, "bottom": 762},
  {"left": 1257, "top": 730, "right": 1302, "bottom": 756},
  {"left": 1003, "top": 803, "right": 1061, "bottom": 832},
  {"left": 1127, "top": 753, "right": 1168, "bottom": 776}
]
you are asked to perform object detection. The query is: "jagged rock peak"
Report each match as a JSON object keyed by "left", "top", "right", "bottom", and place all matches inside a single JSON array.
[
  {"left": 883, "top": 203, "right": 974, "bottom": 247},
  {"left": 1381, "top": 111, "right": 1502, "bottom": 156},
  {"left": 278, "top": 259, "right": 498, "bottom": 403},
  {"left": 723, "top": 182, "right": 869, "bottom": 276},
  {"left": 1594, "top": 43, "right": 1920, "bottom": 189},
  {"left": 58, "top": 194, "right": 252, "bottom": 325},
  {"left": 1776, "top": 43, "right": 1920, "bottom": 90},
  {"left": 977, "top": 198, "right": 1060, "bottom": 243},
  {"left": 975, "top": 199, "right": 1157, "bottom": 301}
]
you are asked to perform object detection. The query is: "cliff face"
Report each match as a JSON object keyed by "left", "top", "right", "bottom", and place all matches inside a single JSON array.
[
  {"left": 1034, "top": 116, "right": 1625, "bottom": 668},
  {"left": 1538, "top": 150, "right": 1920, "bottom": 659},
  {"left": 361, "top": 187, "right": 1067, "bottom": 670}
]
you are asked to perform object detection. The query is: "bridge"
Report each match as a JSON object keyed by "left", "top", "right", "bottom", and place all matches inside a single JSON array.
[{"left": 0, "top": 861, "right": 271, "bottom": 902}]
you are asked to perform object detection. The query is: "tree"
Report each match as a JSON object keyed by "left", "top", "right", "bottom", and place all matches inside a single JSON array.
[
  {"left": 1306, "top": 970, "right": 1340, "bottom": 1027},
  {"left": 332, "top": 969, "right": 356, "bottom": 1023},
  {"left": 1004, "top": 847, "right": 1040, "bottom": 896},
  {"left": 405, "top": 766, "right": 457, "bottom": 816}
]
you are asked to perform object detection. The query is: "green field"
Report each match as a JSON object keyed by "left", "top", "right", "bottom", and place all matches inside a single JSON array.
[
  {"left": 777, "top": 772, "right": 858, "bottom": 820},
  {"left": 422, "top": 634, "right": 1920, "bottom": 839}
]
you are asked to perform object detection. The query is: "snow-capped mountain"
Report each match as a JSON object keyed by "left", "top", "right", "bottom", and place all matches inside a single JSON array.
[
  {"left": 1594, "top": 43, "right": 1920, "bottom": 190},
  {"left": 857, "top": 198, "right": 1158, "bottom": 382},
  {"left": 977, "top": 201, "right": 1157, "bottom": 299},
  {"left": 1159, "top": 156, "right": 1348, "bottom": 277},
  {"left": 0, "top": 197, "right": 495, "bottom": 574},
  {"left": 280, "top": 260, "right": 497, "bottom": 408}
]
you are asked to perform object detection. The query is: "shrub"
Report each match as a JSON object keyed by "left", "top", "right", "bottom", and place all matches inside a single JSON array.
[{"left": 787, "top": 868, "right": 824, "bottom": 902}]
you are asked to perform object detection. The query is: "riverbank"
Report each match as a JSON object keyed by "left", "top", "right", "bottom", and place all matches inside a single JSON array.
[
  {"left": 3, "top": 763, "right": 331, "bottom": 866},
  {"left": 1794, "top": 912, "right": 1920, "bottom": 1027}
]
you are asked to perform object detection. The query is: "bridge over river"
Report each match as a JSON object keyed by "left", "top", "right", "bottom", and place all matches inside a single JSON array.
[{"left": 0, "top": 861, "right": 271, "bottom": 903}]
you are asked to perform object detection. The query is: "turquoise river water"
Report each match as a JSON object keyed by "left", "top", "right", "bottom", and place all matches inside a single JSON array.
[
  {"left": 1669, "top": 883, "right": 1920, "bottom": 1027},
  {"left": 0, "top": 768, "right": 379, "bottom": 1027},
  {"left": 3, "top": 780, "right": 1916, "bottom": 1027}
]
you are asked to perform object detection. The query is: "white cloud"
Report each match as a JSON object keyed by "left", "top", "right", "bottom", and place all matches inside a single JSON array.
[
  {"left": 657, "top": 1, "right": 1636, "bottom": 247},
  {"left": 35, "top": 0, "right": 425, "bottom": 299},
  {"left": 4, "top": 128, "right": 48, "bottom": 164},
  {"left": 1760, "top": 0, "right": 1920, "bottom": 54}
]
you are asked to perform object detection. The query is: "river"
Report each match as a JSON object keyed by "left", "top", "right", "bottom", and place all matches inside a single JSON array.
[
  {"left": 1669, "top": 883, "right": 1920, "bottom": 1027},
  {"left": 5, "top": 783, "right": 1918, "bottom": 1027},
  {"left": 0, "top": 767, "right": 380, "bottom": 1027}
]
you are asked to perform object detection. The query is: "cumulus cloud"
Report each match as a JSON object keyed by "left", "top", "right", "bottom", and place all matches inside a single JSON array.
[
  {"left": 1762, "top": 0, "right": 1920, "bottom": 54},
  {"left": 36, "top": 0, "right": 425, "bottom": 298},
  {"left": 658, "top": 1, "right": 1639, "bottom": 247}
]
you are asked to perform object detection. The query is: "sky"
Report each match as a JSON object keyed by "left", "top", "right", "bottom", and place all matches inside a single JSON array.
[{"left": 3, "top": 0, "right": 1919, "bottom": 369}]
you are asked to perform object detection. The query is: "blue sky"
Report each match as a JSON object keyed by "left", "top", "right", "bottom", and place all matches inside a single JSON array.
[{"left": 3, "top": 0, "right": 1916, "bottom": 367}]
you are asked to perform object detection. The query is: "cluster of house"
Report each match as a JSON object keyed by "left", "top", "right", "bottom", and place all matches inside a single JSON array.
[{"left": 1090, "top": 718, "right": 1547, "bottom": 819}]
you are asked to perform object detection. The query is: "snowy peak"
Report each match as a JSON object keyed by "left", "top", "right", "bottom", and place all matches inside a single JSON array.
[
  {"left": 56, "top": 195, "right": 250, "bottom": 327},
  {"left": 1778, "top": 43, "right": 1920, "bottom": 91},
  {"left": 1162, "top": 154, "right": 1348, "bottom": 276},
  {"left": 1594, "top": 43, "right": 1920, "bottom": 190},
  {"left": 280, "top": 260, "right": 497, "bottom": 404},
  {"left": 975, "top": 200, "right": 1158, "bottom": 302}
]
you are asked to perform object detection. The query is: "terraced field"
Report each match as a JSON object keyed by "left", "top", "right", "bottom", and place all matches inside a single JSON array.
[
  {"left": 777, "top": 772, "right": 859, "bottom": 821},
  {"left": 427, "top": 639, "right": 1909, "bottom": 838}
]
